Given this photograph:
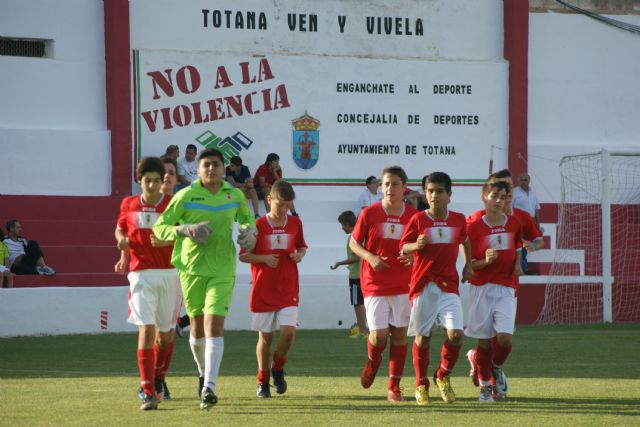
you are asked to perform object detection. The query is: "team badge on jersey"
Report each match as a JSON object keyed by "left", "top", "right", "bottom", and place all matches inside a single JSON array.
[
  {"left": 136, "top": 212, "right": 159, "bottom": 229},
  {"left": 426, "top": 226, "right": 457, "bottom": 244},
  {"left": 292, "top": 112, "right": 319, "bottom": 170},
  {"left": 379, "top": 222, "right": 404, "bottom": 240},
  {"left": 268, "top": 233, "right": 291, "bottom": 250},
  {"left": 486, "top": 232, "right": 514, "bottom": 250}
]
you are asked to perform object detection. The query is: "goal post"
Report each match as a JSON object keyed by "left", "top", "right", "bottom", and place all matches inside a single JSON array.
[{"left": 537, "top": 149, "right": 640, "bottom": 324}]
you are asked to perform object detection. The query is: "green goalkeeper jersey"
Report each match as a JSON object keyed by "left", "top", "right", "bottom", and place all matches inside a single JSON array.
[{"left": 153, "top": 179, "right": 255, "bottom": 278}]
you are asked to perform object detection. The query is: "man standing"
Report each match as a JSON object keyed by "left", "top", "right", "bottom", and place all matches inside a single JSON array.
[
  {"left": 177, "top": 144, "right": 198, "bottom": 188},
  {"left": 512, "top": 173, "right": 540, "bottom": 228},
  {"left": 153, "top": 148, "right": 256, "bottom": 410},
  {"left": 358, "top": 176, "right": 383, "bottom": 211},
  {"left": 511, "top": 172, "right": 542, "bottom": 274}
]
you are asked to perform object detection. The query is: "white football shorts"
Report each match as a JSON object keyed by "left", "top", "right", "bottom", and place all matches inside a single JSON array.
[
  {"left": 127, "top": 269, "right": 182, "bottom": 332},
  {"left": 464, "top": 283, "right": 516, "bottom": 339},
  {"left": 251, "top": 306, "right": 298, "bottom": 333},
  {"left": 408, "top": 282, "right": 463, "bottom": 337},
  {"left": 364, "top": 294, "right": 411, "bottom": 331}
]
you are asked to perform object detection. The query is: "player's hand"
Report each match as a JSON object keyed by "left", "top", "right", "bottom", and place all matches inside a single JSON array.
[
  {"left": 150, "top": 234, "right": 173, "bottom": 247},
  {"left": 237, "top": 225, "right": 257, "bottom": 251},
  {"left": 523, "top": 240, "right": 535, "bottom": 252},
  {"left": 330, "top": 262, "right": 339, "bottom": 270},
  {"left": 176, "top": 222, "right": 212, "bottom": 244},
  {"left": 368, "top": 255, "right": 390, "bottom": 271},
  {"left": 485, "top": 249, "right": 498, "bottom": 264},
  {"left": 264, "top": 254, "right": 279, "bottom": 268},
  {"left": 416, "top": 234, "right": 428, "bottom": 250},
  {"left": 514, "top": 264, "right": 524, "bottom": 277},
  {"left": 462, "top": 263, "right": 473, "bottom": 282},
  {"left": 397, "top": 251, "right": 413, "bottom": 267},
  {"left": 290, "top": 250, "right": 304, "bottom": 263},
  {"left": 117, "top": 237, "right": 129, "bottom": 251},
  {"left": 114, "top": 258, "right": 126, "bottom": 274}
]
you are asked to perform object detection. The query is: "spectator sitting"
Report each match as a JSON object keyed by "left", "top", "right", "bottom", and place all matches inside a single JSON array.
[
  {"left": 2, "top": 220, "right": 55, "bottom": 275},
  {"left": 358, "top": 176, "right": 383, "bottom": 210},
  {"left": 0, "top": 240, "right": 14, "bottom": 287},
  {"left": 176, "top": 143, "right": 198, "bottom": 188},
  {"left": 226, "top": 155, "right": 261, "bottom": 218},
  {"left": 164, "top": 144, "right": 180, "bottom": 162},
  {"left": 255, "top": 153, "right": 298, "bottom": 216}
]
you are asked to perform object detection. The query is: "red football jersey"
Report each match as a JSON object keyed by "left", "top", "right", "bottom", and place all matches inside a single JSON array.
[
  {"left": 248, "top": 215, "right": 307, "bottom": 312},
  {"left": 467, "top": 207, "right": 542, "bottom": 242},
  {"left": 255, "top": 164, "right": 283, "bottom": 186},
  {"left": 117, "top": 194, "right": 173, "bottom": 271},
  {"left": 400, "top": 210, "right": 467, "bottom": 300},
  {"left": 351, "top": 202, "right": 417, "bottom": 297},
  {"left": 467, "top": 214, "right": 522, "bottom": 289}
]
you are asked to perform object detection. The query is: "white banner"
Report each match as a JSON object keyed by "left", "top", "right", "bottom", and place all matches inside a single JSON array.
[{"left": 133, "top": 50, "right": 508, "bottom": 184}]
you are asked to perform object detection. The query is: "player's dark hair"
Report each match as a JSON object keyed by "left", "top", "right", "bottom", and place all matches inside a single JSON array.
[
  {"left": 5, "top": 219, "right": 18, "bottom": 234},
  {"left": 381, "top": 166, "right": 408, "bottom": 184},
  {"left": 230, "top": 156, "right": 243, "bottom": 166},
  {"left": 264, "top": 153, "right": 280, "bottom": 166},
  {"left": 270, "top": 180, "right": 295, "bottom": 201},
  {"left": 337, "top": 210, "right": 357, "bottom": 227},
  {"left": 424, "top": 171, "right": 452, "bottom": 193},
  {"left": 198, "top": 148, "right": 224, "bottom": 164},
  {"left": 160, "top": 155, "right": 178, "bottom": 173},
  {"left": 136, "top": 157, "right": 165, "bottom": 182},
  {"left": 488, "top": 169, "right": 511, "bottom": 181},
  {"left": 365, "top": 176, "right": 377, "bottom": 185},
  {"left": 482, "top": 180, "right": 511, "bottom": 196},
  {"left": 164, "top": 144, "right": 179, "bottom": 156},
  {"left": 186, "top": 143, "right": 198, "bottom": 153}
]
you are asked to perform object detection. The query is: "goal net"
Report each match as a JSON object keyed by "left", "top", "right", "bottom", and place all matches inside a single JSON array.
[{"left": 537, "top": 150, "right": 640, "bottom": 323}]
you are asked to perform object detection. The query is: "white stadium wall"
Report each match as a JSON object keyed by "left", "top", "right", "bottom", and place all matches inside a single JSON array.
[
  {"left": 527, "top": 11, "right": 640, "bottom": 204},
  {"left": 129, "top": 0, "right": 508, "bottom": 191},
  {"left": 0, "top": 0, "right": 111, "bottom": 196}
]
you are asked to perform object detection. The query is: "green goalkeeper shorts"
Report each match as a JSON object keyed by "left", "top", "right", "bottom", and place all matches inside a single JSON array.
[{"left": 179, "top": 271, "right": 235, "bottom": 317}]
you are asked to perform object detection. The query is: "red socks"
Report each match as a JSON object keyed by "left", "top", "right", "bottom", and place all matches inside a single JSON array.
[
  {"left": 412, "top": 342, "right": 430, "bottom": 387},
  {"left": 257, "top": 369, "right": 270, "bottom": 384},
  {"left": 491, "top": 336, "right": 512, "bottom": 366},
  {"left": 272, "top": 351, "right": 288, "bottom": 371},
  {"left": 137, "top": 348, "right": 155, "bottom": 395},
  {"left": 388, "top": 344, "right": 407, "bottom": 390},
  {"left": 367, "top": 340, "right": 386, "bottom": 368},
  {"left": 436, "top": 340, "right": 461, "bottom": 380},
  {"left": 475, "top": 346, "right": 492, "bottom": 383},
  {"left": 153, "top": 340, "right": 174, "bottom": 380}
]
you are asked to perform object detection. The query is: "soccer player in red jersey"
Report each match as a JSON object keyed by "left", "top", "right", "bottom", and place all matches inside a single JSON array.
[
  {"left": 399, "top": 172, "right": 472, "bottom": 405},
  {"left": 466, "top": 170, "right": 543, "bottom": 398},
  {"left": 350, "top": 166, "right": 417, "bottom": 402},
  {"left": 114, "top": 157, "right": 182, "bottom": 410},
  {"left": 239, "top": 181, "right": 307, "bottom": 398},
  {"left": 465, "top": 180, "right": 523, "bottom": 402}
]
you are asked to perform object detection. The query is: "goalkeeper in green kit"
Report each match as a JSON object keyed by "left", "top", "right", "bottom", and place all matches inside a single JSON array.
[{"left": 153, "top": 148, "right": 256, "bottom": 410}]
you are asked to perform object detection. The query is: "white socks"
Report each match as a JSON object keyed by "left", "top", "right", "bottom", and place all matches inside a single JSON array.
[
  {"left": 204, "top": 337, "right": 224, "bottom": 393},
  {"left": 189, "top": 335, "right": 206, "bottom": 376}
]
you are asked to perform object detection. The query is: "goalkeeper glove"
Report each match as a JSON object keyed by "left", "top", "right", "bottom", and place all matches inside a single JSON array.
[
  {"left": 237, "top": 225, "right": 257, "bottom": 251},
  {"left": 175, "top": 222, "right": 212, "bottom": 244}
]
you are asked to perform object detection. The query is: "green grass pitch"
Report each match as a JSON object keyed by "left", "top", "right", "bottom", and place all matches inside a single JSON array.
[{"left": 1, "top": 324, "right": 639, "bottom": 426}]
